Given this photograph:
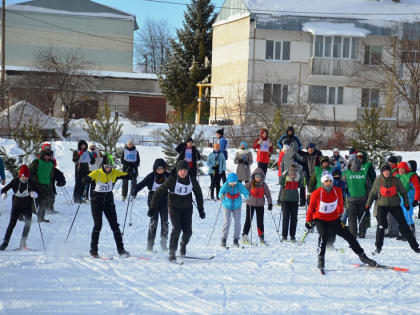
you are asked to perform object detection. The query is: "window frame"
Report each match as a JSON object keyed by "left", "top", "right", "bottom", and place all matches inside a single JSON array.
[
  {"left": 265, "top": 40, "right": 291, "bottom": 62},
  {"left": 313, "top": 35, "right": 360, "bottom": 60},
  {"left": 263, "top": 83, "right": 289, "bottom": 105},
  {"left": 364, "top": 45, "right": 383, "bottom": 65},
  {"left": 309, "top": 85, "right": 344, "bottom": 105},
  {"left": 361, "top": 88, "right": 380, "bottom": 108}
]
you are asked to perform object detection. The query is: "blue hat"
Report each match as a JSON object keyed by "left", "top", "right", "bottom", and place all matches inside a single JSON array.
[
  {"left": 227, "top": 173, "right": 238, "bottom": 183},
  {"left": 307, "top": 143, "right": 316, "bottom": 149},
  {"left": 240, "top": 141, "right": 248, "bottom": 149}
]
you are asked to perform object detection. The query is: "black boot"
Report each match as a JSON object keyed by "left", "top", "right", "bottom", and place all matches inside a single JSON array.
[
  {"left": 221, "top": 239, "right": 227, "bottom": 248},
  {"left": 411, "top": 224, "right": 416, "bottom": 238},
  {"left": 0, "top": 240, "right": 8, "bottom": 251},
  {"left": 318, "top": 255, "right": 325, "bottom": 269},
  {"left": 180, "top": 242, "right": 186, "bottom": 257},
  {"left": 118, "top": 249, "right": 130, "bottom": 258},
  {"left": 146, "top": 242, "right": 154, "bottom": 252},
  {"left": 375, "top": 247, "right": 381, "bottom": 254},
  {"left": 359, "top": 252, "right": 377, "bottom": 266},
  {"left": 90, "top": 242, "right": 98, "bottom": 258},
  {"left": 233, "top": 239, "right": 239, "bottom": 248},
  {"left": 169, "top": 249, "right": 176, "bottom": 262}
]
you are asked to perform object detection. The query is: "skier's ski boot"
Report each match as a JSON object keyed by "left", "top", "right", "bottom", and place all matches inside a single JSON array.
[
  {"left": 38, "top": 218, "right": 50, "bottom": 223},
  {"left": 242, "top": 234, "right": 250, "bottom": 245},
  {"left": 233, "top": 239, "right": 239, "bottom": 248},
  {"left": 413, "top": 247, "right": 420, "bottom": 253},
  {"left": 19, "top": 238, "right": 27, "bottom": 250},
  {"left": 317, "top": 255, "right": 325, "bottom": 269},
  {"left": 169, "top": 250, "right": 176, "bottom": 262},
  {"left": 90, "top": 249, "right": 99, "bottom": 258},
  {"left": 180, "top": 242, "right": 186, "bottom": 257},
  {"left": 374, "top": 247, "right": 381, "bottom": 254},
  {"left": 290, "top": 236, "right": 296, "bottom": 243},
  {"left": 359, "top": 252, "right": 377, "bottom": 266},
  {"left": 281, "top": 236, "right": 287, "bottom": 242},
  {"left": 259, "top": 235, "right": 268, "bottom": 246},
  {"left": 118, "top": 249, "right": 130, "bottom": 258},
  {"left": 0, "top": 240, "right": 8, "bottom": 251},
  {"left": 221, "top": 239, "right": 227, "bottom": 248}
]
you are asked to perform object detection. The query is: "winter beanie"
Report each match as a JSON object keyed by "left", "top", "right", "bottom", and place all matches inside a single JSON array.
[
  {"left": 286, "top": 126, "right": 294, "bottom": 137},
  {"left": 18, "top": 165, "right": 30, "bottom": 178},
  {"left": 321, "top": 173, "right": 333, "bottom": 183},
  {"left": 176, "top": 160, "right": 189, "bottom": 172},
  {"left": 216, "top": 128, "right": 224, "bottom": 137},
  {"left": 307, "top": 143, "right": 316, "bottom": 149},
  {"left": 381, "top": 163, "right": 391, "bottom": 172},
  {"left": 408, "top": 160, "right": 417, "bottom": 172},
  {"left": 41, "top": 143, "right": 51, "bottom": 151},
  {"left": 388, "top": 156, "right": 398, "bottom": 164},
  {"left": 186, "top": 137, "right": 193, "bottom": 144}
]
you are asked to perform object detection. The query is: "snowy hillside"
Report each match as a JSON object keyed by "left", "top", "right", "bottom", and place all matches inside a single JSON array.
[{"left": 0, "top": 139, "right": 420, "bottom": 314}]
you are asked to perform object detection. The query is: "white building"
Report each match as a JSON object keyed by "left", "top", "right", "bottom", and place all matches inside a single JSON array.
[{"left": 211, "top": 0, "right": 420, "bottom": 125}]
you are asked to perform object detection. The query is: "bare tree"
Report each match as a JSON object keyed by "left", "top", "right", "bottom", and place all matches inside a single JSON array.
[{"left": 135, "top": 17, "right": 173, "bottom": 74}]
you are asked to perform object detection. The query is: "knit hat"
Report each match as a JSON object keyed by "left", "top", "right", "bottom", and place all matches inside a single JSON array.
[
  {"left": 356, "top": 151, "right": 364, "bottom": 157},
  {"left": 41, "top": 143, "right": 51, "bottom": 151},
  {"left": 321, "top": 173, "right": 333, "bottom": 183},
  {"left": 381, "top": 163, "right": 391, "bottom": 172},
  {"left": 18, "top": 165, "right": 30, "bottom": 178},
  {"left": 186, "top": 137, "right": 193, "bottom": 144},
  {"left": 333, "top": 148, "right": 339, "bottom": 153},
  {"left": 320, "top": 156, "right": 330, "bottom": 165},
  {"left": 408, "top": 160, "right": 417, "bottom": 172},
  {"left": 307, "top": 143, "right": 316, "bottom": 149},
  {"left": 214, "top": 143, "right": 220, "bottom": 149},
  {"left": 388, "top": 156, "right": 398, "bottom": 164},
  {"left": 176, "top": 160, "right": 189, "bottom": 172},
  {"left": 88, "top": 142, "right": 96, "bottom": 149},
  {"left": 398, "top": 162, "right": 410, "bottom": 173},
  {"left": 216, "top": 128, "right": 224, "bottom": 137}
]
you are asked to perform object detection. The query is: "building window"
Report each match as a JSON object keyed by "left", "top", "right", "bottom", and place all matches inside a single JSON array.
[
  {"left": 263, "top": 83, "right": 288, "bottom": 104},
  {"left": 364, "top": 45, "right": 383, "bottom": 65},
  {"left": 401, "top": 40, "right": 420, "bottom": 63},
  {"left": 265, "top": 40, "right": 290, "bottom": 61},
  {"left": 309, "top": 85, "right": 344, "bottom": 104},
  {"left": 361, "top": 88, "right": 380, "bottom": 107},
  {"left": 313, "top": 35, "right": 359, "bottom": 59}
]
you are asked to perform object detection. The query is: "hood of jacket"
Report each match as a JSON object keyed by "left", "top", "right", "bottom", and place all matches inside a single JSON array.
[
  {"left": 251, "top": 167, "right": 266, "bottom": 182},
  {"left": 398, "top": 162, "right": 410, "bottom": 173},
  {"left": 260, "top": 128, "right": 268, "bottom": 140},
  {"left": 239, "top": 141, "right": 249, "bottom": 150},
  {"left": 227, "top": 173, "right": 239, "bottom": 184},
  {"left": 153, "top": 158, "right": 167, "bottom": 173},
  {"left": 78, "top": 140, "right": 88, "bottom": 151},
  {"left": 408, "top": 160, "right": 417, "bottom": 172},
  {"left": 286, "top": 126, "right": 294, "bottom": 138}
]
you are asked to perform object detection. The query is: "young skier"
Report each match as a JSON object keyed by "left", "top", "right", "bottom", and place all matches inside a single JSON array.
[
  {"left": 207, "top": 143, "right": 226, "bottom": 200},
  {"left": 278, "top": 163, "right": 303, "bottom": 241},
  {"left": 72, "top": 140, "right": 95, "bottom": 204},
  {"left": 0, "top": 165, "right": 38, "bottom": 250},
  {"left": 84, "top": 143, "right": 101, "bottom": 200},
  {"left": 306, "top": 173, "right": 377, "bottom": 273},
  {"left": 82, "top": 155, "right": 131, "bottom": 258},
  {"left": 242, "top": 168, "right": 273, "bottom": 245},
  {"left": 407, "top": 160, "right": 420, "bottom": 219},
  {"left": 234, "top": 141, "right": 252, "bottom": 183},
  {"left": 121, "top": 139, "right": 140, "bottom": 202},
  {"left": 218, "top": 173, "right": 249, "bottom": 248},
  {"left": 366, "top": 163, "right": 420, "bottom": 254},
  {"left": 150, "top": 160, "right": 205, "bottom": 262},
  {"left": 216, "top": 128, "right": 228, "bottom": 183},
  {"left": 253, "top": 128, "right": 273, "bottom": 174},
  {"left": 175, "top": 138, "right": 201, "bottom": 178},
  {"left": 131, "top": 158, "right": 170, "bottom": 252}
]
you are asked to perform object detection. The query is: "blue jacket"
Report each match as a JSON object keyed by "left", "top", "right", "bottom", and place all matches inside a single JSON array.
[
  {"left": 219, "top": 137, "right": 228, "bottom": 160},
  {"left": 219, "top": 173, "right": 249, "bottom": 210},
  {"left": 0, "top": 157, "right": 5, "bottom": 181},
  {"left": 277, "top": 135, "right": 302, "bottom": 150},
  {"left": 207, "top": 151, "right": 226, "bottom": 175}
]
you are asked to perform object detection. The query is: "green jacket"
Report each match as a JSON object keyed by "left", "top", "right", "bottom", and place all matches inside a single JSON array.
[
  {"left": 279, "top": 172, "right": 304, "bottom": 202},
  {"left": 308, "top": 166, "right": 332, "bottom": 193},
  {"left": 343, "top": 169, "right": 370, "bottom": 200},
  {"left": 366, "top": 175, "right": 409, "bottom": 208}
]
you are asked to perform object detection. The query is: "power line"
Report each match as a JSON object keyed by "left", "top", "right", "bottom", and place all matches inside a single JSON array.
[{"left": 143, "top": 0, "right": 420, "bottom": 16}]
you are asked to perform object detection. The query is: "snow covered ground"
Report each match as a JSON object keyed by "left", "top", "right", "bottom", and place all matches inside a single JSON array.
[{"left": 0, "top": 141, "right": 420, "bottom": 314}]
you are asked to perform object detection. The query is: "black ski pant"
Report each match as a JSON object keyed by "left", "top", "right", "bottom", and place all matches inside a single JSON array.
[
  {"left": 74, "top": 167, "right": 89, "bottom": 204},
  {"left": 243, "top": 206, "right": 264, "bottom": 238},
  {"left": 169, "top": 207, "right": 193, "bottom": 253},
  {"left": 3, "top": 205, "right": 32, "bottom": 242},
  {"left": 90, "top": 197, "right": 124, "bottom": 252},
  {"left": 348, "top": 199, "right": 368, "bottom": 238},
  {"left": 376, "top": 206, "right": 419, "bottom": 251},
  {"left": 281, "top": 202, "right": 298, "bottom": 238},
  {"left": 148, "top": 206, "right": 169, "bottom": 248},
  {"left": 315, "top": 219, "right": 364, "bottom": 257},
  {"left": 257, "top": 162, "right": 268, "bottom": 175},
  {"left": 210, "top": 173, "right": 221, "bottom": 199},
  {"left": 299, "top": 187, "right": 306, "bottom": 206},
  {"left": 122, "top": 175, "right": 137, "bottom": 198},
  {"left": 36, "top": 184, "right": 55, "bottom": 221},
  {"left": 221, "top": 171, "right": 227, "bottom": 184}
]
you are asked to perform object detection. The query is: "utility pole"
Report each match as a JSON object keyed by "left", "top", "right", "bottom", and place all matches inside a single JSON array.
[{"left": 1, "top": 0, "right": 8, "bottom": 134}]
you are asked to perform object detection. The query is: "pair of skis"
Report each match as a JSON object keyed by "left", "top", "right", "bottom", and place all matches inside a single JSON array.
[{"left": 319, "top": 263, "right": 409, "bottom": 275}]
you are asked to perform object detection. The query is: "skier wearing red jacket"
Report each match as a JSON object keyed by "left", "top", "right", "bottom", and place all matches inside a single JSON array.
[
  {"left": 253, "top": 128, "right": 273, "bottom": 174},
  {"left": 306, "top": 173, "right": 376, "bottom": 272}
]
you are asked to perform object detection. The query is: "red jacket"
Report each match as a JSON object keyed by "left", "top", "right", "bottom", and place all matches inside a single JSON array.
[
  {"left": 398, "top": 162, "right": 420, "bottom": 201},
  {"left": 306, "top": 186, "right": 343, "bottom": 222},
  {"left": 278, "top": 151, "right": 285, "bottom": 176},
  {"left": 253, "top": 139, "right": 273, "bottom": 164}
]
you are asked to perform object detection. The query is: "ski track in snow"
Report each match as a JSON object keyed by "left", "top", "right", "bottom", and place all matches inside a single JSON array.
[{"left": 0, "top": 142, "right": 420, "bottom": 314}]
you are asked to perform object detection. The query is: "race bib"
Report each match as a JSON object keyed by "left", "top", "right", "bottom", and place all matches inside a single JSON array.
[
  {"left": 124, "top": 149, "right": 138, "bottom": 163},
  {"left": 152, "top": 180, "right": 162, "bottom": 192},
  {"left": 95, "top": 181, "right": 113, "bottom": 193},
  {"left": 260, "top": 140, "right": 269, "bottom": 152},
  {"left": 319, "top": 188, "right": 338, "bottom": 213},
  {"left": 79, "top": 151, "right": 91, "bottom": 163},
  {"left": 174, "top": 177, "right": 193, "bottom": 195}
]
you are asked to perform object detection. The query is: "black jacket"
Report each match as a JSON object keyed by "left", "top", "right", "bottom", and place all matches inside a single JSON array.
[
  {"left": 72, "top": 140, "right": 95, "bottom": 175},
  {"left": 132, "top": 159, "right": 170, "bottom": 208},
  {"left": 298, "top": 149, "right": 323, "bottom": 178},
  {"left": 1, "top": 178, "right": 38, "bottom": 209},
  {"left": 121, "top": 145, "right": 140, "bottom": 176},
  {"left": 175, "top": 143, "right": 201, "bottom": 170}
]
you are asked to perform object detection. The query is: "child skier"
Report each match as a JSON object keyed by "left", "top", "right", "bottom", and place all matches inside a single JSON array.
[
  {"left": 242, "top": 168, "right": 273, "bottom": 245},
  {"left": 278, "top": 163, "right": 303, "bottom": 241},
  {"left": 121, "top": 139, "right": 140, "bottom": 202},
  {"left": 0, "top": 165, "right": 38, "bottom": 250},
  {"left": 82, "top": 155, "right": 131, "bottom": 258},
  {"left": 131, "top": 158, "right": 170, "bottom": 252},
  {"left": 207, "top": 143, "right": 226, "bottom": 200},
  {"left": 253, "top": 128, "right": 273, "bottom": 174},
  {"left": 218, "top": 173, "right": 249, "bottom": 248},
  {"left": 150, "top": 160, "right": 205, "bottom": 262},
  {"left": 306, "top": 173, "right": 377, "bottom": 273}
]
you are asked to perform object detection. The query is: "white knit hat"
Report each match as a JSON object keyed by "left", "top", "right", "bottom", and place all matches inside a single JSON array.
[{"left": 321, "top": 173, "right": 333, "bottom": 183}]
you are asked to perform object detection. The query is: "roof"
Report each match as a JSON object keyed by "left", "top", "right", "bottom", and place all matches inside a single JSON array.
[
  {"left": 0, "top": 101, "right": 58, "bottom": 130},
  {"left": 8, "top": 0, "right": 139, "bottom": 30},
  {"left": 302, "top": 22, "right": 370, "bottom": 37}
]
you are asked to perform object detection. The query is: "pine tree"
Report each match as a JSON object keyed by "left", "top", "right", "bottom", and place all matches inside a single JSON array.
[
  {"left": 160, "top": 0, "right": 215, "bottom": 120},
  {"left": 352, "top": 107, "right": 393, "bottom": 167},
  {"left": 83, "top": 104, "right": 123, "bottom": 159},
  {"left": 161, "top": 119, "right": 205, "bottom": 169}
]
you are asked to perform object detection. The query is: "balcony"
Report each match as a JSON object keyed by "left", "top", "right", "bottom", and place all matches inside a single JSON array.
[{"left": 309, "top": 57, "right": 360, "bottom": 77}]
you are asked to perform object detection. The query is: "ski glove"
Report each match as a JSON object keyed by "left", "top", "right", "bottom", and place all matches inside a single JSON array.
[
  {"left": 199, "top": 209, "right": 206, "bottom": 219},
  {"left": 147, "top": 208, "right": 155, "bottom": 218},
  {"left": 30, "top": 191, "right": 38, "bottom": 199},
  {"left": 413, "top": 200, "right": 419, "bottom": 207},
  {"left": 305, "top": 221, "right": 314, "bottom": 230},
  {"left": 268, "top": 204, "right": 273, "bottom": 211},
  {"left": 1, "top": 193, "right": 6, "bottom": 200},
  {"left": 405, "top": 203, "right": 410, "bottom": 210}
]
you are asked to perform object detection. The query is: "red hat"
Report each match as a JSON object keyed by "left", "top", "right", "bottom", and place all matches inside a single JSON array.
[
  {"left": 398, "top": 162, "right": 410, "bottom": 173},
  {"left": 18, "top": 165, "right": 30, "bottom": 178},
  {"left": 41, "top": 143, "right": 51, "bottom": 150}
]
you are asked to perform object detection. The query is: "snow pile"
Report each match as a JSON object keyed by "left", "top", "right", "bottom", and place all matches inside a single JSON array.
[{"left": 303, "top": 22, "right": 371, "bottom": 37}]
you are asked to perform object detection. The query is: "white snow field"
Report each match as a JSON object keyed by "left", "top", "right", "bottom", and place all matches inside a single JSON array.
[{"left": 0, "top": 141, "right": 420, "bottom": 314}]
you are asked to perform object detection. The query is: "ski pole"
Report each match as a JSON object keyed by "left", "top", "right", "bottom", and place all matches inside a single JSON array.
[
  {"left": 32, "top": 198, "right": 46, "bottom": 250},
  {"left": 65, "top": 202, "right": 82, "bottom": 243},
  {"left": 122, "top": 193, "right": 131, "bottom": 236},
  {"left": 61, "top": 187, "right": 71, "bottom": 206},
  {"left": 128, "top": 199, "right": 135, "bottom": 227},
  {"left": 277, "top": 206, "right": 283, "bottom": 233},
  {"left": 358, "top": 211, "right": 368, "bottom": 232},
  {"left": 299, "top": 228, "right": 311, "bottom": 246},
  {"left": 270, "top": 210, "right": 282, "bottom": 243},
  {"left": 207, "top": 200, "right": 223, "bottom": 247},
  {"left": 249, "top": 206, "right": 253, "bottom": 246}
]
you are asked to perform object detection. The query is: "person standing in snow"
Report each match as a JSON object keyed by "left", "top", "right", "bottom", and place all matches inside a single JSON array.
[
  {"left": 278, "top": 163, "right": 303, "bottom": 241},
  {"left": 39, "top": 143, "right": 58, "bottom": 213},
  {"left": 218, "top": 173, "right": 249, "bottom": 248},
  {"left": 298, "top": 143, "right": 322, "bottom": 206},
  {"left": 234, "top": 141, "right": 252, "bottom": 183},
  {"left": 82, "top": 155, "right": 131, "bottom": 258},
  {"left": 175, "top": 138, "right": 201, "bottom": 178},
  {"left": 253, "top": 128, "right": 273, "bottom": 174},
  {"left": 242, "top": 168, "right": 273, "bottom": 245},
  {"left": 330, "top": 148, "right": 347, "bottom": 171},
  {"left": 0, "top": 165, "right": 38, "bottom": 250},
  {"left": 131, "top": 158, "right": 170, "bottom": 252},
  {"left": 306, "top": 173, "right": 377, "bottom": 272},
  {"left": 150, "top": 160, "right": 205, "bottom": 262},
  {"left": 84, "top": 143, "right": 102, "bottom": 200},
  {"left": 0, "top": 156, "right": 5, "bottom": 186},
  {"left": 366, "top": 163, "right": 420, "bottom": 254},
  {"left": 277, "top": 126, "right": 302, "bottom": 151},
  {"left": 121, "top": 139, "right": 140, "bottom": 202},
  {"left": 308, "top": 156, "right": 333, "bottom": 193},
  {"left": 216, "top": 128, "right": 228, "bottom": 183},
  {"left": 72, "top": 140, "right": 95, "bottom": 204},
  {"left": 407, "top": 160, "right": 420, "bottom": 219},
  {"left": 207, "top": 143, "right": 226, "bottom": 200}
]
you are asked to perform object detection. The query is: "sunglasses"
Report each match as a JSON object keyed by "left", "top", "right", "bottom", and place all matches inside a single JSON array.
[{"left": 103, "top": 165, "right": 113, "bottom": 169}]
